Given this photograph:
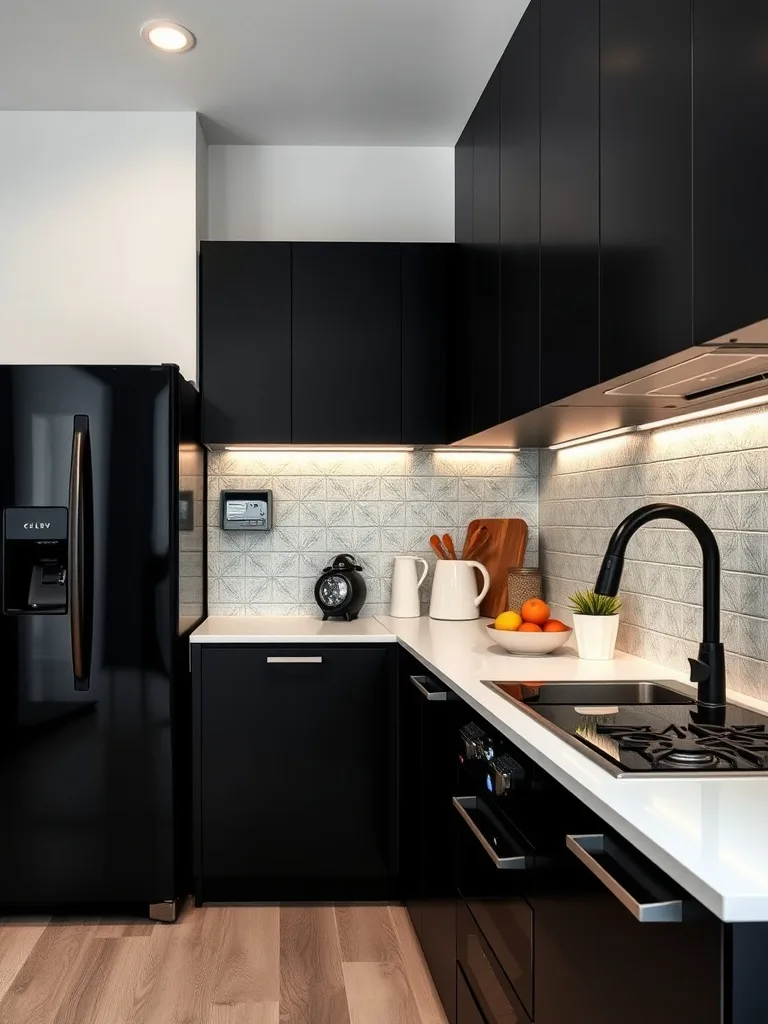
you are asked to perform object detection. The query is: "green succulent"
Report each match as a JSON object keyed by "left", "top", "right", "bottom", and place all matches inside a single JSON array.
[{"left": 568, "top": 589, "right": 622, "bottom": 616}]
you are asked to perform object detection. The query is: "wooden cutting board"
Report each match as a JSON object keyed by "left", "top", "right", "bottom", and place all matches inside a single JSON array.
[{"left": 462, "top": 518, "right": 528, "bottom": 619}]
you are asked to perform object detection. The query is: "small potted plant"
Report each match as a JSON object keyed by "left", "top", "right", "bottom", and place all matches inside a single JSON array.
[{"left": 568, "top": 590, "right": 622, "bottom": 660}]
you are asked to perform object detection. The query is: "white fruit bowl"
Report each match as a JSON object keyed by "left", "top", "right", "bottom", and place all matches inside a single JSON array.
[{"left": 486, "top": 624, "right": 573, "bottom": 656}]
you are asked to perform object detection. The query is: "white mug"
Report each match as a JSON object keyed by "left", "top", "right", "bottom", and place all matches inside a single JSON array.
[
  {"left": 429, "top": 559, "right": 491, "bottom": 621},
  {"left": 389, "top": 556, "right": 429, "bottom": 618}
]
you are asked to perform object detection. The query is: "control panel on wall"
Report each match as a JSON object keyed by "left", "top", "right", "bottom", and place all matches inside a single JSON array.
[{"left": 220, "top": 490, "right": 272, "bottom": 531}]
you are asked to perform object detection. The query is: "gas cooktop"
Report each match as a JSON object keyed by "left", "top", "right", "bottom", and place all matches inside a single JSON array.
[{"left": 482, "top": 681, "right": 768, "bottom": 777}]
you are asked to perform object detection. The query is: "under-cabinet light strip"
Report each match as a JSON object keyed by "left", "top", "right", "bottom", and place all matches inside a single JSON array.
[
  {"left": 223, "top": 445, "right": 414, "bottom": 453},
  {"left": 431, "top": 447, "right": 521, "bottom": 454},
  {"left": 548, "top": 426, "right": 636, "bottom": 451}
]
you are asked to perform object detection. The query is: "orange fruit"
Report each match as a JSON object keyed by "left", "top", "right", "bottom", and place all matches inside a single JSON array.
[
  {"left": 518, "top": 621, "right": 543, "bottom": 632},
  {"left": 542, "top": 619, "right": 569, "bottom": 632},
  {"left": 520, "top": 598, "right": 550, "bottom": 625}
]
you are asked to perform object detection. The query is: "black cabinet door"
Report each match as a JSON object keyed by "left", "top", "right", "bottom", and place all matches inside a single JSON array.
[
  {"left": 402, "top": 244, "right": 451, "bottom": 446},
  {"left": 200, "top": 242, "right": 292, "bottom": 444},
  {"left": 199, "top": 645, "right": 397, "bottom": 902},
  {"left": 599, "top": 0, "right": 692, "bottom": 381},
  {"left": 399, "top": 655, "right": 462, "bottom": 1024},
  {"left": 693, "top": 1, "right": 768, "bottom": 345},
  {"left": 455, "top": 122, "right": 474, "bottom": 246},
  {"left": 471, "top": 69, "right": 501, "bottom": 434},
  {"left": 457, "top": 966, "right": 485, "bottom": 1024},
  {"left": 533, "top": 836, "right": 721, "bottom": 1024},
  {"left": 291, "top": 243, "right": 402, "bottom": 444},
  {"left": 540, "top": 0, "right": 600, "bottom": 405},
  {"left": 499, "top": 2, "right": 541, "bottom": 422},
  {"left": 451, "top": 121, "right": 475, "bottom": 443}
]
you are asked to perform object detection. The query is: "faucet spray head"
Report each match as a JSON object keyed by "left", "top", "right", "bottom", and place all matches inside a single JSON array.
[{"left": 595, "top": 553, "right": 624, "bottom": 597}]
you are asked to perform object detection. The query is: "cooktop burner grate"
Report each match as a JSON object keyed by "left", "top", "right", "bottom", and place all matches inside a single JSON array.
[{"left": 595, "top": 723, "right": 768, "bottom": 771}]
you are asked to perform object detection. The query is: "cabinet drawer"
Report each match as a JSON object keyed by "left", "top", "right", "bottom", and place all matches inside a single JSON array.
[
  {"left": 457, "top": 902, "right": 531, "bottom": 1024},
  {"left": 454, "top": 797, "right": 534, "bottom": 1017}
]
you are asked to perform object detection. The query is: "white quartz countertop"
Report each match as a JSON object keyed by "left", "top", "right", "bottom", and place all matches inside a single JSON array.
[
  {"left": 190, "top": 613, "right": 768, "bottom": 921},
  {"left": 190, "top": 615, "right": 397, "bottom": 644}
]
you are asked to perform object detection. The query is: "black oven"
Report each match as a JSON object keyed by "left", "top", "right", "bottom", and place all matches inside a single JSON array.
[{"left": 453, "top": 718, "right": 596, "bottom": 1024}]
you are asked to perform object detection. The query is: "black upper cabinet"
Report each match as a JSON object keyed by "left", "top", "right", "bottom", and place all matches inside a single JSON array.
[
  {"left": 599, "top": 0, "right": 692, "bottom": 382},
  {"left": 292, "top": 243, "right": 402, "bottom": 444},
  {"left": 693, "top": 1, "right": 768, "bottom": 345},
  {"left": 200, "top": 242, "right": 292, "bottom": 444},
  {"left": 540, "top": 0, "right": 600, "bottom": 405},
  {"left": 455, "top": 121, "right": 474, "bottom": 246},
  {"left": 450, "top": 122, "right": 475, "bottom": 443},
  {"left": 402, "top": 245, "right": 452, "bottom": 446},
  {"left": 201, "top": 242, "right": 449, "bottom": 446},
  {"left": 499, "top": 2, "right": 541, "bottom": 422},
  {"left": 471, "top": 69, "right": 501, "bottom": 435}
]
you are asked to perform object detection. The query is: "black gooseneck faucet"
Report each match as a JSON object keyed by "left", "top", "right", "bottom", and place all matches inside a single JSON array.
[{"left": 594, "top": 502, "right": 726, "bottom": 707}]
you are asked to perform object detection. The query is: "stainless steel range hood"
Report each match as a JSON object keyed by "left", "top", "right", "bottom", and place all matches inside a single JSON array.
[
  {"left": 455, "top": 315, "right": 768, "bottom": 449},
  {"left": 605, "top": 348, "right": 768, "bottom": 404}
]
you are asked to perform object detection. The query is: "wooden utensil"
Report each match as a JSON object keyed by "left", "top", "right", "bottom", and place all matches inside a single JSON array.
[
  {"left": 461, "top": 524, "right": 481, "bottom": 559},
  {"left": 430, "top": 534, "right": 450, "bottom": 560},
  {"left": 463, "top": 524, "right": 489, "bottom": 561},
  {"left": 442, "top": 534, "right": 457, "bottom": 559},
  {"left": 466, "top": 527, "right": 490, "bottom": 562},
  {"left": 463, "top": 518, "right": 528, "bottom": 619}
]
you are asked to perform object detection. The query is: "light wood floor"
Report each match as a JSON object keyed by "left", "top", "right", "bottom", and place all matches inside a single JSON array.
[{"left": 0, "top": 905, "right": 448, "bottom": 1024}]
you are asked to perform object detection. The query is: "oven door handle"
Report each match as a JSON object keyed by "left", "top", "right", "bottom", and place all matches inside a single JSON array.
[
  {"left": 453, "top": 796, "right": 529, "bottom": 870},
  {"left": 566, "top": 834, "right": 683, "bottom": 922}
]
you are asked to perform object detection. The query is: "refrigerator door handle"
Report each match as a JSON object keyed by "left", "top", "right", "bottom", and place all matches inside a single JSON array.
[{"left": 68, "top": 415, "right": 93, "bottom": 691}]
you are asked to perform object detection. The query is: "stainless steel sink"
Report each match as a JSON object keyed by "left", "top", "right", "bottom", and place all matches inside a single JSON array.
[{"left": 484, "top": 680, "right": 694, "bottom": 706}]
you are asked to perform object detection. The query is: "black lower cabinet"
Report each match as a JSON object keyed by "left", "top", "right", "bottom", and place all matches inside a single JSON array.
[
  {"left": 532, "top": 836, "right": 722, "bottom": 1024},
  {"left": 399, "top": 653, "right": 463, "bottom": 1023},
  {"left": 194, "top": 644, "right": 397, "bottom": 903},
  {"left": 457, "top": 965, "right": 486, "bottom": 1024},
  {"left": 451, "top": 710, "right": 768, "bottom": 1024},
  {"left": 457, "top": 901, "right": 531, "bottom": 1024}
]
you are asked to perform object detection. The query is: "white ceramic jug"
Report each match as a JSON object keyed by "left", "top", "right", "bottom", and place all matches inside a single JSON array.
[
  {"left": 389, "top": 556, "right": 429, "bottom": 618},
  {"left": 429, "top": 560, "right": 491, "bottom": 621}
]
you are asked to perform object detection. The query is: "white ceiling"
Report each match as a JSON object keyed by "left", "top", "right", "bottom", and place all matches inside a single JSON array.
[{"left": 0, "top": 0, "right": 528, "bottom": 145}]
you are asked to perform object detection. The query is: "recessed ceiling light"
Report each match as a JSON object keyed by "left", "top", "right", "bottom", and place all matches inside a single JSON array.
[{"left": 140, "top": 20, "right": 196, "bottom": 53}]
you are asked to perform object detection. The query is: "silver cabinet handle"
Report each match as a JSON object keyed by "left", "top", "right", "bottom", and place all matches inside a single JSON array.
[
  {"left": 566, "top": 834, "right": 683, "bottom": 923},
  {"left": 453, "top": 796, "right": 528, "bottom": 870},
  {"left": 410, "top": 674, "right": 447, "bottom": 700},
  {"left": 266, "top": 656, "right": 323, "bottom": 664}
]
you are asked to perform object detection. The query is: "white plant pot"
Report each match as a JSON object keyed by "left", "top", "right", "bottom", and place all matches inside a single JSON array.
[{"left": 572, "top": 614, "right": 620, "bottom": 661}]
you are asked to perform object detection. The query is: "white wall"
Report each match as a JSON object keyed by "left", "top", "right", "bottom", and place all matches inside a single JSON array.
[
  {"left": 0, "top": 111, "right": 203, "bottom": 381},
  {"left": 208, "top": 145, "right": 454, "bottom": 242}
]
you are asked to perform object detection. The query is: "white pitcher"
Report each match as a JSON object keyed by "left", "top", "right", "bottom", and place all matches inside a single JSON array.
[
  {"left": 389, "top": 556, "right": 429, "bottom": 618},
  {"left": 429, "top": 560, "right": 491, "bottom": 621}
]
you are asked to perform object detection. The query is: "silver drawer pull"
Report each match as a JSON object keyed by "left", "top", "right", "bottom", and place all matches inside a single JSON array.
[
  {"left": 410, "top": 674, "right": 447, "bottom": 700},
  {"left": 453, "top": 796, "right": 528, "bottom": 870},
  {"left": 266, "top": 656, "right": 323, "bottom": 664},
  {"left": 566, "top": 834, "right": 683, "bottom": 923}
]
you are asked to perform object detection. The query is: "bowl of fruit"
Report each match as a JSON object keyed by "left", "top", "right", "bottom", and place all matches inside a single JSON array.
[{"left": 486, "top": 599, "right": 572, "bottom": 656}]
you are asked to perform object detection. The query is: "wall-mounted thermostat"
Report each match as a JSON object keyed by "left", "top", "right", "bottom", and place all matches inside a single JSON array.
[{"left": 220, "top": 490, "right": 272, "bottom": 531}]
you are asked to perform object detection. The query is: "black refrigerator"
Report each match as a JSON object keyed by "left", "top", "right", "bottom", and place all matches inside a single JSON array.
[{"left": 0, "top": 365, "right": 205, "bottom": 919}]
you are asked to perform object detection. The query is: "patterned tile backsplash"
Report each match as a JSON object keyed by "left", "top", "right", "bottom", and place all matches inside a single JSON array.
[
  {"left": 540, "top": 407, "right": 768, "bottom": 702},
  {"left": 208, "top": 449, "right": 539, "bottom": 618}
]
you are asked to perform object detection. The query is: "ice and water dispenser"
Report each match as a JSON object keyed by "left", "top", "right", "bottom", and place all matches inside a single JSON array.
[{"left": 2, "top": 507, "right": 68, "bottom": 613}]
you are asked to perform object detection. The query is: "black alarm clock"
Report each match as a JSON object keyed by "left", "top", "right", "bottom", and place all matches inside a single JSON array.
[{"left": 314, "top": 554, "right": 367, "bottom": 621}]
